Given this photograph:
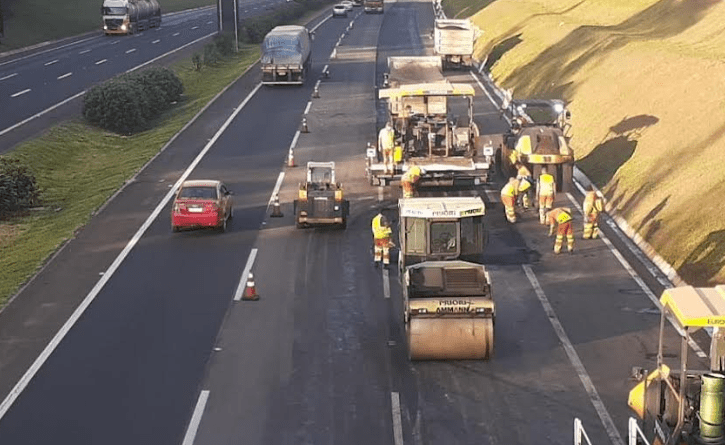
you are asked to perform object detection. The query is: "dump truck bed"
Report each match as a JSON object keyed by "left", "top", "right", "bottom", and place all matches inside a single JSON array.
[{"left": 434, "top": 19, "right": 475, "bottom": 56}]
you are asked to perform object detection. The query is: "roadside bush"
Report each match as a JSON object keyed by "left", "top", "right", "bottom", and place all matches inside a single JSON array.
[
  {"left": 83, "top": 67, "right": 183, "bottom": 135},
  {"left": 213, "top": 34, "right": 236, "bottom": 57},
  {"left": 203, "top": 42, "right": 222, "bottom": 66},
  {"left": 192, "top": 52, "right": 203, "bottom": 71},
  {"left": 0, "top": 157, "right": 40, "bottom": 216}
]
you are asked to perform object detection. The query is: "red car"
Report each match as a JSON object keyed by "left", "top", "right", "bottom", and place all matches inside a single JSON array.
[{"left": 171, "top": 180, "right": 233, "bottom": 232}]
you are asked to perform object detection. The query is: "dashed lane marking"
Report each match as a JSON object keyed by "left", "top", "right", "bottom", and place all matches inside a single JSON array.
[
  {"left": 44, "top": 59, "right": 58, "bottom": 66},
  {"left": 391, "top": 392, "right": 404, "bottom": 445},
  {"left": 10, "top": 89, "right": 30, "bottom": 97},
  {"left": 304, "top": 101, "right": 312, "bottom": 114},
  {"left": 181, "top": 390, "right": 209, "bottom": 445},
  {"left": 383, "top": 268, "right": 391, "bottom": 299},
  {"left": 125, "top": 48, "right": 136, "bottom": 54},
  {"left": 267, "top": 171, "right": 286, "bottom": 210},
  {"left": 95, "top": 59, "right": 107, "bottom": 65},
  {"left": 0, "top": 73, "right": 18, "bottom": 81},
  {"left": 233, "top": 248, "right": 259, "bottom": 301},
  {"left": 57, "top": 72, "right": 72, "bottom": 80}
]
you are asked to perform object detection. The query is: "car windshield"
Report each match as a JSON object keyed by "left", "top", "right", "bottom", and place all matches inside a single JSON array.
[
  {"left": 102, "top": 7, "right": 127, "bottom": 15},
  {"left": 179, "top": 186, "right": 217, "bottom": 200}
]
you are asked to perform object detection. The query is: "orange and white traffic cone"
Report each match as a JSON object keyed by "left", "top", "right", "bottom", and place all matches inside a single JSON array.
[
  {"left": 270, "top": 194, "right": 283, "bottom": 218},
  {"left": 243, "top": 272, "right": 259, "bottom": 301},
  {"left": 287, "top": 149, "right": 295, "bottom": 168}
]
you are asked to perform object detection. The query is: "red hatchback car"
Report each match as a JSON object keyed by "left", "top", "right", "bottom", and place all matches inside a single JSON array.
[{"left": 171, "top": 180, "right": 233, "bottom": 232}]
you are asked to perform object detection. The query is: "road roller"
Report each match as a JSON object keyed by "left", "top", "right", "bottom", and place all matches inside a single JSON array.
[
  {"left": 628, "top": 285, "right": 725, "bottom": 445},
  {"left": 398, "top": 197, "right": 494, "bottom": 360}
]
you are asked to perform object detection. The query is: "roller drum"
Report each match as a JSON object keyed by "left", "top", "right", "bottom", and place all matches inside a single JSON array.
[{"left": 408, "top": 317, "right": 493, "bottom": 360}]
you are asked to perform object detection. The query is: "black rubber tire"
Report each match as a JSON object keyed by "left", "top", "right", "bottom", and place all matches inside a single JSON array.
[
  {"left": 172, "top": 225, "right": 179, "bottom": 233},
  {"left": 228, "top": 206, "right": 234, "bottom": 220}
]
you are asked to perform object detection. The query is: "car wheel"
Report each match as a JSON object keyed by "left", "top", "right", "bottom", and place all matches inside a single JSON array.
[
  {"left": 219, "top": 216, "right": 227, "bottom": 233},
  {"left": 172, "top": 225, "right": 179, "bottom": 233},
  {"left": 228, "top": 206, "right": 234, "bottom": 220}
]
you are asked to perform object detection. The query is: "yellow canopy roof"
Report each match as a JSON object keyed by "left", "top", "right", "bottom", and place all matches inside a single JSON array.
[{"left": 660, "top": 285, "right": 725, "bottom": 329}]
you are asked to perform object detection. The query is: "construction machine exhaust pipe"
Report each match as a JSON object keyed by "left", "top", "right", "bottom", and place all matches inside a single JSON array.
[{"left": 700, "top": 373, "right": 725, "bottom": 442}]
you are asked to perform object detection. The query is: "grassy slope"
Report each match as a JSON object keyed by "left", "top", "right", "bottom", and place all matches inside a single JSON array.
[
  {"left": 465, "top": 0, "right": 725, "bottom": 285},
  {"left": 0, "top": 0, "right": 214, "bottom": 51}
]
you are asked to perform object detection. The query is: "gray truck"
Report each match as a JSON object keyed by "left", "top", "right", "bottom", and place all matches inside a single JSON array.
[
  {"left": 434, "top": 19, "right": 477, "bottom": 69},
  {"left": 102, "top": 0, "right": 161, "bottom": 35},
  {"left": 261, "top": 25, "right": 313, "bottom": 85}
]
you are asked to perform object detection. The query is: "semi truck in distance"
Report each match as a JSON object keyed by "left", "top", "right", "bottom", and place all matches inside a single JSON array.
[
  {"left": 261, "top": 25, "right": 313, "bottom": 85},
  {"left": 102, "top": 0, "right": 161, "bottom": 35}
]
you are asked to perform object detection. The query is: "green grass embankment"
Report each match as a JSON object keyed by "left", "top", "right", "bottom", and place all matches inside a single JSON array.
[{"left": 461, "top": 0, "right": 725, "bottom": 285}]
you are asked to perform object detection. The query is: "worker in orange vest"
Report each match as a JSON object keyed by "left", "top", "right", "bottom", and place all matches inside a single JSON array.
[
  {"left": 582, "top": 187, "right": 604, "bottom": 239},
  {"left": 500, "top": 177, "right": 520, "bottom": 223},
  {"left": 378, "top": 122, "right": 396, "bottom": 175},
  {"left": 372, "top": 212, "right": 393, "bottom": 267},
  {"left": 546, "top": 207, "right": 574, "bottom": 254},
  {"left": 536, "top": 166, "right": 556, "bottom": 224},
  {"left": 401, "top": 166, "right": 422, "bottom": 198}
]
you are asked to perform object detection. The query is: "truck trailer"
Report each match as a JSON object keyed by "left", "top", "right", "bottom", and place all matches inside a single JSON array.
[
  {"left": 102, "top": 0, "right": 161, "bottom": 35},
  {"left": 434, "top": 19, "right": 477, "bottom": 69},
  {"left": 261, "top": 25, "right": 313, "bottom": 86}
]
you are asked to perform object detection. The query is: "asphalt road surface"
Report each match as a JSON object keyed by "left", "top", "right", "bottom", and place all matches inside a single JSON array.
[{"left": 0, "top": 0, "right": 710, "bottom": 444}]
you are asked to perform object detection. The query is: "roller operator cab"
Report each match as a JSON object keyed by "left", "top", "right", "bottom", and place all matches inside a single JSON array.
[
  {"left": 293, "top": 162, "right": 349, "bottom": 229},
  {"left": 398, "top": 197, "right": 494, "bottom": 360},
  {"left": 102, "top": 0, "right": 161, "bottom": 35}
]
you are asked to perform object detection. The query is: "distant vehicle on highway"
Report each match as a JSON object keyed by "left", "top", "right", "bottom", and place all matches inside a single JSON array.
[
  {"left": 261, "top": 25, "right": 313, "bottom": 85},
  {"left": 364, "top": 0, "right": 384, "bottom": 13},
  {"left": 352, "top": 0, "right": 363, "bottom": 6},
  {"left": 102, "top": 0, "right": 162, "bottom": 35},
  {"left": 341, "top": 1, "right": 354, "bottom": 11},
  {"left": 171, "top": 180, "right": 233, "bottom": 233},
  {"left": 332, "top": 4, "right": 348, "bottom": 17}
]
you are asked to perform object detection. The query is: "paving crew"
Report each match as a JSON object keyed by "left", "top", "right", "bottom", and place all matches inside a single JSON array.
[
  {"left": 515, "top": 162, "right": 533, "bottom": 210},
  {"left": 546, "top": 207, "right": 575, "bottom": 254},
  {"left": 401, "top": 165, "right": 422, "bottom": 198},
  {"left": 536, "top": 166, "right": 556, "bottom": 224},
  {"left": 378, "top": 121, "right": 396, "bottom": 175},
  {"left": 372, "top": 212, "right": 393, "bottom": 267},
  {"left": 500, "top": 177, "right": 520, "bottom": 223},
  {"left": 582, "top": 187, "right": 604, "bottom": 239}
]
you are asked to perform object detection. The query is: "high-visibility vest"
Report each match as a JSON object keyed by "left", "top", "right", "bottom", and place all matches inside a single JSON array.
[
  {"left": 372, "top": 214, "right": 392, "bottom": 239},
  {"left": 379, "top": 127, "right": 394, "bottom": 150},
  {"left": 518, "top": 178, "right": 532, "bottom": 192},
  {"left": 501, "top": 181, "right": 518, "bottom": 197},
  {"left": 402, "top": 167, "right": 421, "bottom": 183},
  {"left": 583, "top": 191, "right": 603, "bottom": 215},
  {"left": 517, "top": 165, "right": 532, "bottom": 178},
  {"left": 539, "top": 173, "right": 555, "bottom": 196},
  {"left": 550, "top": 208, "right": 572, "bottom": 224}
]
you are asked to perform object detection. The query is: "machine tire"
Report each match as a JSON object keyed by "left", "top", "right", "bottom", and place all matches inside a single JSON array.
[{"left": 339, "top": 218, "right": 347, "bottom": 230}]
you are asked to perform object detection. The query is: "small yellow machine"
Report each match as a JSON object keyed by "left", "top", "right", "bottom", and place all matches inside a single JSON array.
[{"left": 629, "top": 285, "right": 725, "bottom": 445}]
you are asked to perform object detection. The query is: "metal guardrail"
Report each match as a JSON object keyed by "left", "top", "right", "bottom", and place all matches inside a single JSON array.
[
  {"left": 628, "top": 418, "right": 651, "bottom": 445},
  {"left": 574, "top": 418, "right": 594, "bottom": 445}
]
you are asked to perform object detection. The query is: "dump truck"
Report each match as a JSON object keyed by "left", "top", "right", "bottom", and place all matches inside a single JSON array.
[
  {"left": 102, "top": 0, "right": 161, "bottom": 35},
  {"left": 628, "top": 285, "right": 725, "bottom": 445},
  {"left": 398, "top": 197, "right": 494, "bottom": 360},
  {"left": 293, "top": 162, "right": 349, "bottom": 228},
  {"left": 363, "top": 0, "right": 384, "bottom": 13},
  {"left": 434, "top": 19, "right": 477, "bottom": 70},
  {"left": 482, "top": 99, "right": 574, "bottom": 192},
  {"left": 367, "top": 57, "right": 494, "bottom": 188},
  {"left": 261, "top": 25, "right": 313, "bottom": 85}
]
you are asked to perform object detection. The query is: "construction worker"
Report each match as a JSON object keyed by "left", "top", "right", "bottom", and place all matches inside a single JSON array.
[
  {"left": 546, "top": 207, "right": 574, "bottom": 254},
  {"left": 378, "top": 121, "right": 396, "bottom": 175},
  {"left": 582, "top": 187, "right": 604, "bottom": 239},
  {"left": 536, "top": 166, "right": 556, "bottom": 224},
  {"left": 500, "top": 177, "right": 519, "bottom": 223},
  {"left": 401, "top": 165, "right": 422, "bottom": 198},
  {"left": 515, "top": 162, "right": 533, "bottom": 209},
  {"left": 372, "top": 212, "right": 393, "bottom": 267}
]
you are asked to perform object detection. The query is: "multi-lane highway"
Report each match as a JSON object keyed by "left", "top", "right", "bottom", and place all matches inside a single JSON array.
[{"left": 0, "top": 0, "right": 711, "bottom": 444}]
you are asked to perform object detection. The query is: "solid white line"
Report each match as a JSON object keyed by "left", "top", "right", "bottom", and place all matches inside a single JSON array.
[
  {"left": 126, "top": 32, "right": 216, "bottom": 73},
  {"left": 267, "top": 172, "right": 286, "bottom": 209},
  {"left": 192, "top": 26, "right": 199, "bottom": 30},
  {"left": 565, "top": 193, "right": 707, "bottom": 358},
  {"left": 57, "top": 72, "right": 73, "bottom": 80},
  {"left": 310, "top": 14, "right": 332, "bottom": 32},
  {"left": 95, "top": 59, "right": 107, "bottom": 65},
  {"left": 290, "top": 130, "right": 301, "bottom": 151},
  {"left": 152, "top": 39, "right": 161, "bottom": 44},
  {"left": 44, "top": 59, "right": 59, "bottom": 66},
  {"left": 383, "top": 268, "right": 391, "bottom": 299},
  {"left": 0, "top": 35, "right": 97, "bottom": 68},
  {"left": 233, "top": 249, "right": 259, "bottom": 301},
  {"left": 173, "top": 32, "right": 181, "bottom": 36},
  {"left": 523, "top": 265, "right": 625, "bottom": 445},
  {"left": 79, "top": 49, "right": 91, "bottom": 54},
  {"left": 0, "top": 73, "right": 18, "bottom": 81},
  {"left": 391, "top": 392, "right": 404, "bottom": 445},
  {"left": 125, "top": 48, "right": 137, "bottom": 54},
  {"left": 10, "top": 89, "right": 30, "bottom": 97},
  {"left": 0, "top": 82, "right": 263, "bottom": 423},
  {"left": 470, "top": 72, "right": 510, "bottom": 124},
  {"left": 181, "top": 390, "right": 210, "bottom": 445},
  {"left": 304, "top": 101, "right": 312, "bottom": 114}
]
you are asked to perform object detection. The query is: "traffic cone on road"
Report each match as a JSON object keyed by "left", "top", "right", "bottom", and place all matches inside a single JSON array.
[
  {"left": 271, "top": 194, "right": 283, "bottom": 218},
  {"left": 301, "top": 117, "right": 309, "bottom": 133},
  {"left": 243, "top": 273, "right": 259, "bottom": 301},
  {"left": 287, "top": 149, "right": 296, "bottom": 167}
]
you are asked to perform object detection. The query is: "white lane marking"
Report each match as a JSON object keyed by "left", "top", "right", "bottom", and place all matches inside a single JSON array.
[
  {"left": 207, "top": 21, "right": 213, "bottom": 24},
  {"left": 0, "top": 73, "right": 18, "bottom": 81},
  {"left": 304, "top": 101, "right": 312, "bottom": 114},
  {"left": 79, "top": 49, "right": 91, "bottom": 54},
  {"left": 57, "top": 72, "right": 73, "bottom": 80},
  {"left": 125, "top": 48, "right": 137, "bottom": 54},
  {"left": 470, "top": 72, "right": 510, "bottom": 124},
  {"left": 152, "top": 39, "right": 161, "bottom": 44},
  {"left": 378, "top": 186, "right": 384, "bottom": 202},
  {"left": 523, "top": 265, "right": 625, "bottom": 445},
  {"left": 267, "top": 171, "right": 286, "bottom": 210},
  {"left": 314, "top": 79, "right": 321, "bottom": 89},
  {"left": 181, "top": 390, "right": 210, "bottom": 445},
  {"left": 95, "top": 59, "right": 107, "bottom": 65},
  {"left": 0, "top": 32, "right": 217, "bottom": 138},
  {"left": 565, "top": 193, "right": 707, "bottom": 358},
  {"left": 0, "top": 35, "right": 97, "bottom": 68},
  {"left": 192, "top": 26, "right": 199, "bottom": 30},
  {"left": 111, "top": 40, "right": 120, "bottom": 45},
  {"left": 391, "top": 392, "right": 404, "bottom": 445},
  {"left": 383, "top": 268, "right": 391, "bottom": 299},
  {"left": 10, "top": 89, "right": 30, "bottom": 97},
  {"left": 44, "top": 59, "right": 59, "bottom": 66},
  {"left": 0, "top": 82, "right": 263, "bottom": 422},
  {"left": 330, "top": 49, "right": 337, "bottom": 59},
  {"left": 322, "top": 64, "right": 329, "bottom": 73},
  {"left": 173, "top": 32, "right": 181, "bottom": 36},
  {"left": 233, "top": 249, "right": 259, "bottom": 301}
]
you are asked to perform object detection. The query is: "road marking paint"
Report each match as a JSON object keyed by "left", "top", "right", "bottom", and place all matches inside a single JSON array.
[
  {"left": 330, "top": 49, "right": 336, "bottom": 59},
  {"left": 192, "top": 26, "right": 199, "bottom": 30},
  {"left": 95, "top": 59, "right": 107, "bottom": 65},
  {"left": 310, "top": 12, "right": 331, "bottom": 31},
  {"left": 378, "top": 186, "right": 384, "bottom": 202},
  {"left": 173, "top": 32, "right": 181, "bottom": 36},
  {"left": 565, "top": 193, "right": 707, "bottom": 358},
  {"left": 125, "top": 48, "right": 137, "bottom": 54},
  {"left": 304, "top": 101, "right": 312, "bottom": 114},
  {"left": 0, "top": 73, "right": 18, "bottom": 81},
  {"left": 0, "top": 82, "right": 263, "bottom": 422},
  {"left": 79, "top": 49, "right": 91, "bottom": 54},
  {"left": 233, "top": 249, "right": 259, "bottom": 301},
  {"left": 267, "top": 171, "right": 286, "bottom": 210},
  {"left": 523, "top": 265, "right": 625, "bottom": 445},
  {"left": 10, "top": 89, "right": 30, "bottom": 97},
  {"left": 391, "top": 392, "right": 404, "bottom": 445},
  {"left": 383, "top": 268, "right": 391, "bottom": 299},
  {"left": 207, "top": 21, "right": 213, "bottom": 24},
  {"left": 57, "top": 72, "right": 73, "bottom": 80},
  {"left": 181, "top": 390, "right": 210, "bottom": 445},
  {"left": 152, "top": 39, "right": 161, "bottom": 44},
  {"left": 44, "top": 59, "right": 59, "bottom": 66},
  {"left": 0, "top": 35, "right": 97, "bottom": 68},
  {"left": 126, "top": 32, "right": 216, "bottom": 73},
  {"left": 111, "top": 40, "right": 120, "bottom": 45}
]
